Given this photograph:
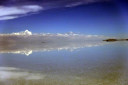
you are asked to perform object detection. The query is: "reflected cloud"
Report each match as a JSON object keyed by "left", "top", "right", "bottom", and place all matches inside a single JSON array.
[
  {"left": 0, "top": 30, "right": 109, "bottom": 56},
  {"left": 0, "top": 67, "right": 46, "bottom": 81},
  {"left": 0, "top": 63, "right": 127, "bottom": 85}
]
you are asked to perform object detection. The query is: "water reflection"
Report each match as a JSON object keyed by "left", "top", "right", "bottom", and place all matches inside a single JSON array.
[
  {"left": 0, "top": 41, "right": 108, "bottom": 56},
  {"left": 0, "top": 33, "right": 128, "bottom": 85},
  {"left": 0, "top": 53, "right": 127, "bottom": 85},
  {"left": 0, "top": 67, "right": 46, "bottom": 81}
]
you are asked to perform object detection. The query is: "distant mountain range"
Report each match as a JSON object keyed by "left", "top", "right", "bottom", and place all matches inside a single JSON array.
[{"left": 103, "top": 39, "right": 128, "bottom": 42}]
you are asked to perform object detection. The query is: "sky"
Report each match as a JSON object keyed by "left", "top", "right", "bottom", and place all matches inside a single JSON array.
[{"left": 0, "top": 0, "right": 128, "bottom": 36}]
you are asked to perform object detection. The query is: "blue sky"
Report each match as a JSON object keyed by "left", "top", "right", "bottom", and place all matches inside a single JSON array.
[{"left": 0, "top": 0, "right": 128, "bottom": 36}]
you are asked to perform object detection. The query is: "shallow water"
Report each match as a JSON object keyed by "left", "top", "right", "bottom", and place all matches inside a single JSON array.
[{"left": 0, "top": 42, "right": 128, "bottom": 85}]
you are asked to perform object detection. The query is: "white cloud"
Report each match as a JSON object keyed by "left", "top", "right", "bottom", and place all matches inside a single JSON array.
[
  {"left": 0, "top": 16, "right": 18, "bottom": 20},
  {"left": 0, "top": 5, "right": 43, "bottom": 20},
  {"left": 65, "top": 0, "right": 109, "bottom": 7},
  {"left": 12, "top": 30, "right": 32, "bottom": 35},
  {"left": 66, "top": 2, "right": 83, "bottom": 7},
  {"left": 0, "top": 0, "right": 111, "bottom": 20}
]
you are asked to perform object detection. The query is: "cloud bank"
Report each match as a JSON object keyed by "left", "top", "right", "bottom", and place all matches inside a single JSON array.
[
  {"left": 0, "top": 30, "right": 109, "bottom": 56},
  {"left": 0, "top": 0, "right": 111, "bottom": 20}
]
